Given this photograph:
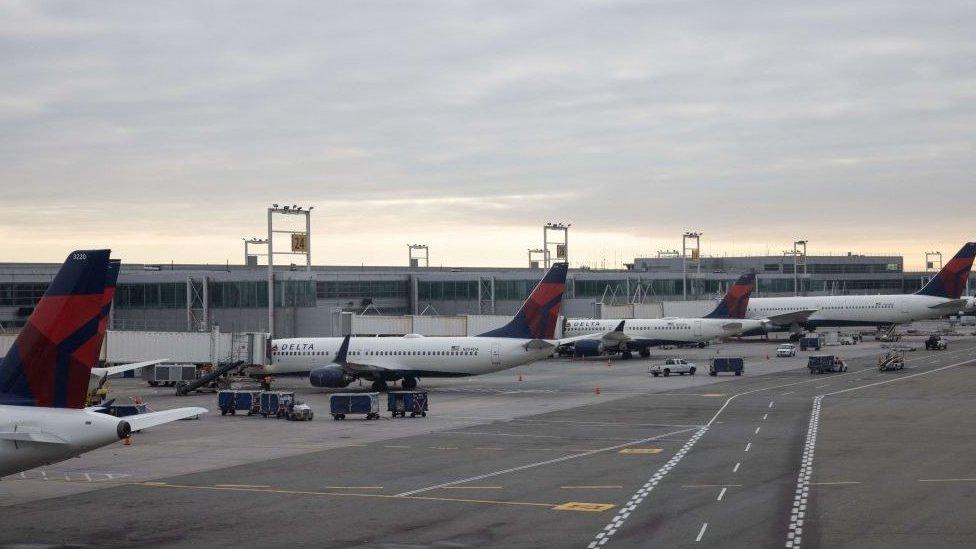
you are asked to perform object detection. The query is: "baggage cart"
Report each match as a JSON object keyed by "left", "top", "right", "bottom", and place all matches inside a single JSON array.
[
  {"left": 218, "top": 390, "right": 260, "bottom": 416},
  {"left": 388, "top": 391, "right": 428, "bottom": 418},
  {"left": 709, "top": 357, "right": 744, "bottom": 376},
  {"left": 259, "top": 391, "right": 296, "bottom": 418},
  {"left": 808, "top": 355, "right": 847, "bottom": 374},
  {"left": 330, "top": 393, "right": 381, "bottom": 420}
]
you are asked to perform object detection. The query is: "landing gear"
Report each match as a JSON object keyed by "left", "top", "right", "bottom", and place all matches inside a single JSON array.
[
  {"left": 621, "top": 351, "right": 633, "bottom": 360},
  {"left": 639, "top": 348, "right": 650, "bottom": 358},
  {"left": 401, "top": 377, "right": 418, "bottom": 390},
  {"left": 371, "top": 380, "right": 389, "bottom": 392}
]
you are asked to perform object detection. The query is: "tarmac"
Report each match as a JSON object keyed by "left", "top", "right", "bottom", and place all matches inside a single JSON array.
[{"left": 2, "top": 328, "right": 976, "bottom": 548}]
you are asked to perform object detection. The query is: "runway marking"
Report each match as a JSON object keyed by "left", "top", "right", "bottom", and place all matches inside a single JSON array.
[
  {"left": 561, "top": 486, "right": 623, "bottom": 489},
  {"left": 474, "top": 447, "right": 504, "bottom": 451},
  {"left": 696, "top": 522, "right": 708, "bottom": 542},
  {"left": 215, "top": 484, "right": 270, "bottom": 488},
  {"left": 429, "top": 446, "right": 458, "bottom": 450},
  {"left": 744, "top": 442, "right": 752, "bottom": 452},
  {"left": 763, "top": 413, "right": 768, "bottom": 421},
  {"left": 815, "top": 384, "right": 829, "bottom": 388},
  {"left": 682, "top": 484, "right": 742, "bottom": 488},
  {"left": 701, "top": 394, "right": 725, "bottom": 397},
  {"left": 809, "top": 481, "right": 861, "bottom": 486},
  {"left": 754, "top": 426, "right": 761, "bottom": 435},
  {"left": 554, "top": 502, "right": 616, "bottom": 512},
  {"left": 139, "top": 482, "right": 564, "bottom": 510},
  {"left": 919, "top": 478, "right": 976, "bottom": 483},
  {"left": 394, "top": 427, "right": 699, "bottom": 497},
  {"left": 786, "top": 355, "right": 976, "bottom": 549},
  {"left": 441, "top": 486, "right": 502, "bottom": 490},
  {"left": 384, "top": 445, "right": 411, "bottom": 449},
  {"left": 733, "top": 462, "right": 741, "bottom": 473},
  {"left": 781, "top": 391, "right": 794, "bottom": 395},
  {"left": 717, "top": 487, "right": 727, "bottom": 501},
  {"left": 588, "top": 369, "right": 877, "bottom": 549},
  {"left": 618, "top": 448, "right": 662, "bottom": 455},
  {"left": 320, "top": 486, "right": 383, "bottom": 490}
]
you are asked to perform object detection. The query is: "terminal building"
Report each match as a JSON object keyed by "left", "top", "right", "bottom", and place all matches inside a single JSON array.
[{"left": 1, "top": 254, "right": 969, "bottom": 338}]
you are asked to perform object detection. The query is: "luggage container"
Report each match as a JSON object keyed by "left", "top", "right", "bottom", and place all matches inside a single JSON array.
[
  {"left": 217, "top": 390, "right": 260, "bottom": 416},
  {"left": 709, "top": 357, "right": 744, "bottom": 376},
  {"left": 259, "top": 391, "right": 296, "bottom": 418},
  {"left": 143, "top": 364, "right": 197, "bottom": 387},
  {"left": 330, "top": 393, "right": 381, "bottom": 420},
  {"left": 808, "top": 355, "right": 847, "bottom": 374},
  {"left": 800, "top": 336, "right": 823, "bottom": 351},
  {"left": 388, "top": 391, "right": 429, "bottom": 418}
]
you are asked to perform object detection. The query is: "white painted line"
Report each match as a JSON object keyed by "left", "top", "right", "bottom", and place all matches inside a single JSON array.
[
  {"left": 769, "top": 401, "right": 776, "bottom": 407},
  {"left": 810, "top": 481, "right": 861, "bottom": 485},
  {"left": 396, "top": 427, "right": 698, "bottom": 497},
  {"left": 754, "top": 426, "right": 761, "bottom": 435},
  {"left": 733, "top": 462, "right": 740, "bottom": 473},
  {"left": 717, "top": 487, "right": 727, "bottom": 501},
  {"left": 762, "top": 413, "right": 768, "bottom": 421},
  {"left": 815, "top": 384, "right": 829, "bottom": 388},
  {"left": 919, "top": 478, "right": 976, "bottom": 483},
  {"left": 744, "top": 442, "right": 752, "bottom": 452},
  {"left": 696, "top": 522, "right": 708, "bottom": 542}
]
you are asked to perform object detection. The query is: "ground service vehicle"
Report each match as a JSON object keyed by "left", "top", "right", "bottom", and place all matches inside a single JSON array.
[
  {"left": 649, "top": 358, "right": 697, "bottom": 377},
  {"left": 800, "top": 336, "right": 823, "bottom": 351},
  {"left": 776, "top": 344, "right": 796, "bottom": 357},
  {"left": 710, "top": 357, "right": 744, "bottom": 376},
  {"left": 808, "top": 355, "right": 848, "bottom": 374},
  {"left": 925, "top": 335, "right": 948, "bottom": 350}
]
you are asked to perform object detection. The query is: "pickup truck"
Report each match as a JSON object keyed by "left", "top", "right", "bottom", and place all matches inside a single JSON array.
[
  {"left": 649, "top": 358, "right": 697, "bottom": 377},
  {"left": 776, "top": 344, "right": 797, "bottom": 357}
]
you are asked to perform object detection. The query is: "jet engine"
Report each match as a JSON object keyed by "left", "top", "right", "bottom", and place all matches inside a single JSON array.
[
  {"left": 573, "top": 339, "right": 604, "bottom": 357},
  {"left": 309, "top": 365, "right": 353, "bottom": 388}
]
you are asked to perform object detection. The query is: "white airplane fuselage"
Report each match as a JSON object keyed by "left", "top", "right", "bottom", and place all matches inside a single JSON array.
[
  {"left": 264, "top": 336, "right": 556, "bottom": 377},
  {"left": 0, "top": 405, "right": 127, "bottom": 478},
  {"left": 745, "top": 293, "right": 957, "bottom": 328},
  {"left": 563, "top": 317, "right": 765, "bottom": 344}
]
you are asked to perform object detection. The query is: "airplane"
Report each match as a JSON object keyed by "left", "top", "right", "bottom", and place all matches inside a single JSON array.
[
  {"left": 0, "top": 250, "right": 205, "bottom": 478},
  {"left": 561, "top": 273, "right": 807, "bottom": 358},
  {"left": 740, "top": 241, "right": 976, "bottom": 335},
  {"left": 263, "top": 262, "right": 596, "bottom": 391}
]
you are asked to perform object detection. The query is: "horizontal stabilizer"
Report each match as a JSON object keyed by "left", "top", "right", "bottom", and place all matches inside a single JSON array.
[
  {"left": 765, "top": 309, "right": 818, "bottom": 326},
  {"left": 929, "top": 299, "right": 968, "bottom": 310},
  {"left": 0, "top": 428, "right": 68, "bottom": 444},
  {"left": 126, "top": 407, "right": 207, "bottom": 432},
  {"left": 91, "top": 359, "right": 169, "bottom": 378}
]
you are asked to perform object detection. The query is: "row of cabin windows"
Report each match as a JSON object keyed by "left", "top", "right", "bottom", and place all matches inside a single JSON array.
[
  {"left": 276, "top": 350, "right": 478, "bottom": 357},
  {"left": 755, "top": 304, "right": 895, "bottom": 312}
]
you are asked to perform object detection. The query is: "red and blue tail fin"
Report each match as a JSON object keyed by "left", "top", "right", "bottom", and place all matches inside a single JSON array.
[
  {"left": 96, "top": 259, "right": 121, "bottom": 344},
  {"left": 478, "top": 262, "right": 569, "bottom": 339},
  {"left": 916, "top": 243, "right": 976, "bottom": 299},
  {"left": 704, "top": 273, "right": 756, "bottom": 319},
  {"left": 0, "top": 250, "right": 111, "bottom": 407}
]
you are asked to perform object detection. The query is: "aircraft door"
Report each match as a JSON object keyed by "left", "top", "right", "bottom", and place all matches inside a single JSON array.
[
  {"left": 694, "top": 320, "right": 702, "bottom": 338},
  {"left": 490, "top": 342, "right": 501, "bottom": 367}
]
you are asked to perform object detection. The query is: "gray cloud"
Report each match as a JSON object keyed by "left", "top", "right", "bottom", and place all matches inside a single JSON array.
[{"left": 1, "top": 0, "right": 974, "bottom": 265}]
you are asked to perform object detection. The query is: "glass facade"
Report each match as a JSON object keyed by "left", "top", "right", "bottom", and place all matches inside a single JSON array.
[
  {"left": 494, "top": 279, "right": 540, "bottom": 301},
  {"left": 114, "top": 280, "right": 315, "bottom": 309},
  {"left": 0, "top": 283, "right": 48, "bottom": 307},
  {"left": 115, "top": 283, "right": 187, "bottom": 309},
  {"left": 418, "top": 280, "right": 478, "bottom": 300},
  {"left": 317, "top": 280, "right": 408, "bottom": 299}
]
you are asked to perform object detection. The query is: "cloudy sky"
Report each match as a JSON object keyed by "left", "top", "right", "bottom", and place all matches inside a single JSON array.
[{"left": 1, "top": 1, "right": 973, "bottom": 269}]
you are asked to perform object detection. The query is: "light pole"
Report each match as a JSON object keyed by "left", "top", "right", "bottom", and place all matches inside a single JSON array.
[
  {"left": 243, "top": 237, "right": 269, "bottom": 266},
  {"left": 682, "top": 231, "right": 702, "bottom": 300},
  {"left": 267, "top": 204, "right": 313, "bottom": 338},
  {"left": 793, "top": 240, "right": 807, "bottom": 296},
  {"left": 408, "top": 244, "right": 429, "bottom": 267},
  {"left": 528, "top": 248, "right": 547, "bottom": 269},
  {"left": 543, "top": 223, "right": 570, "bottom": 268}
]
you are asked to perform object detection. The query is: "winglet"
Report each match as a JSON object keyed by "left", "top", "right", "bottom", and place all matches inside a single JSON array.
[{"left": 334, "top": 335, "right": 351, "bottom": 364}]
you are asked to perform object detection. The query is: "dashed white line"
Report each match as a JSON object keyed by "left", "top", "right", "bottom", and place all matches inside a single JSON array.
[
  {"left": 755, "top": 426, "right": 761, "bottom": 435},
  {"left": 744, "top": 442, "right": 752, "bottom": 452},
  {"left": 769, "top": 401, "right": 776, "bottom": 407},
  {"left": 763, "top": 413, "right": 768, "bottom": 421},
  {"left": 717, "top": 487, "right": 727, "bottom": 501},
  {"left": 733, "top": 462, "right": 741, "bottom": 473},
  {"left": 696, "top": 522, "right": 708, "bottom": 542}
]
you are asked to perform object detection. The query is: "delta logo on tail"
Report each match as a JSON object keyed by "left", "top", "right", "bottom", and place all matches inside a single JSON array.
[
  {"left": 0, "top": 250, "right": 111, "bottom": 408},
  {"left": 916, "top": 242, "right": 976, "bottom": 300},
  {"left": 479, "top": 262, "right": 569, "bottom": 339},
  {"left": 704, "top": 273, "right": 756, "bottom": 319}
]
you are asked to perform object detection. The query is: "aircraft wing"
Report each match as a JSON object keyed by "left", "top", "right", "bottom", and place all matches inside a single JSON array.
[
  {"left": 125, "top": 407, "right": 207, "bottom": 432},
  {"left": 929, "top": 299, "right": 969, "bottom": 311},
  {"left": 91, "top": 359, "right": 169, "bottom": 378},
  {"left": 555, "top": 320, "right": 628, "bottom": 347},
  {"left": 764, "top": 309, "right": 818, "bottom": 326},
  {"left": 343, "top": 361, "right": 392, "bottom": 374},
  {"left": 0, "top": 428, "right": 67, "bottom": 444}
]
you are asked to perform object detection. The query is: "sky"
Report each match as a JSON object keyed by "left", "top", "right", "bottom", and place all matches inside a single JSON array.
[{"left": 1, "top": 1, "right": 974, "bottom": 270}]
